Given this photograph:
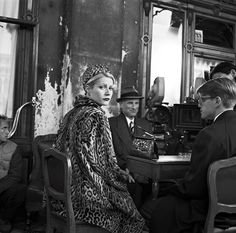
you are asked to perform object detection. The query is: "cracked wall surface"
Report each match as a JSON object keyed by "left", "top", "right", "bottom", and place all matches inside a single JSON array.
[
  {"left": 34, "top": 0, "right": 140, "bottom": 136},
  {"left": 34, "top": 71, "right": 63, "bottom": 136},
  {"left": 34, "top": 50, "right": 120, "bottom": 136},
  {"left": 34, "top": 45, "right": 73, "bottom": 136},
  {"left": 34, "top": 64, "right": 120, "bottom": 136}
]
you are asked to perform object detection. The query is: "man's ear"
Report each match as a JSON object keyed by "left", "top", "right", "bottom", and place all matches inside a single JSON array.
[
  {"left": 215, "top": 96, "right": 222, "bottom": 106},
  {"left": 230, "top": 69, "right": 236, "bottom": 78}
]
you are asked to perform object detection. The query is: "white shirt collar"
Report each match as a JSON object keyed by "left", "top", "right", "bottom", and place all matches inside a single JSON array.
[
  {"left": 125, "top": 116, "right": 134, "bottom": 126},
  {"left": 214, "top": 110, "right": 228, "bottom": 122}
]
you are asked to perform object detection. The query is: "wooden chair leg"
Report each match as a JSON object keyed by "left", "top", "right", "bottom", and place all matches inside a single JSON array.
[{"left": 25, "top": 212, "right": 31, "bottom": 233}]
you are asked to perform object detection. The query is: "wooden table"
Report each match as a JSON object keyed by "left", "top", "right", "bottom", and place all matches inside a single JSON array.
[{"left": 127, "top": 155, "right": 191, "bottom": 199}]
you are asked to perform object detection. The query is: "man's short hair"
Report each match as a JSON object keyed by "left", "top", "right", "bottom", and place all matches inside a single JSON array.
[
  {"left": 0, "top": 115, "right": 8, "bottom": 124},
  {"left": 210, "top": 62, "right": 236, "bottom": 79},
  {"left": 197, "top": 77, "right": 236, "bottom": 108}
]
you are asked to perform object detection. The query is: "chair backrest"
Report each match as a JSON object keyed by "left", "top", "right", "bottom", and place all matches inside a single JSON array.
[
  {"left": 42, "top": 148, "right": 75, "bottom": 232},
  {"left": 204, "top": 156, "right": 236, "bottom": 233},
  {"left": 30, "top": 134, "right": 57, "bottom": 182}
]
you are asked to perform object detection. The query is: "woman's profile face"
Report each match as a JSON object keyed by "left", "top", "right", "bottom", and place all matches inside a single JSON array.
[{"left": 86, "top": 76, "right": 114, "bottom": 106}]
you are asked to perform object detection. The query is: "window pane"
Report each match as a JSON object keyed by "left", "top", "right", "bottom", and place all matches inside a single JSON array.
[
  {"left": 0, "top": 22, "right": 19, "bottom": 117},
  {"left": 192, "top": 56, "right": 233, "bottom": 96},
  {"left": 194, "top": 56, "right": 219, "bottom": 81},
  {"left": 195, "top": 16, "right": 234, "bottom": 49},
  {"left": 0, "top": 0, "right": 19, "bottom": 18},
  {"left": 150, "top": 7, "right": 184, "bottom": 106}
]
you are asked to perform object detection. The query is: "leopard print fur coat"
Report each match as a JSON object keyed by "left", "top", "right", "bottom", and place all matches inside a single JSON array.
[{"left": 54, "top": 95, "right": 145, "bottom": 233}]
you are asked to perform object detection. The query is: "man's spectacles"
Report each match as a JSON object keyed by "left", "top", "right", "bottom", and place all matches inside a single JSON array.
[{"left": 197, "top": 95, "right": 214, "bottom": 105}]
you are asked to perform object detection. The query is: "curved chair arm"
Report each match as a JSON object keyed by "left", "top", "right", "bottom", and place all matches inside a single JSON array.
[{"left": 8, "top": 97, "right": 36, "bottom": 138}]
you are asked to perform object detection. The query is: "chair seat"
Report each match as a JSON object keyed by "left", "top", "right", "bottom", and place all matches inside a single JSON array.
[{"left": 26, "top": 184, "right": 44, "bottom": 212}]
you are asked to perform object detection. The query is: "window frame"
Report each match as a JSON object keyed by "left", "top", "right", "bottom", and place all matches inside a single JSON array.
[
  {"left": 140, "top": 0, "right": 236, "bottom": 114},
  {"left": 0, "top": 0, "right": 39, "bottom": 143}
]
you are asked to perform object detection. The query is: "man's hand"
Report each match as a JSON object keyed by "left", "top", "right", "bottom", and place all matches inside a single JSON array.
[
  {"left": 125, "top": 168, "right": 135, "bottom": 183},
  {"left": 119, "top": 168, "right": 135, "bottom": 183}
]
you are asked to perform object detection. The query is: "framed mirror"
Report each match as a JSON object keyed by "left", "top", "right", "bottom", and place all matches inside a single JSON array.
[
  {"left": 150, "top": 5, "right": 185, "bottom": 106},
  {"left": 142, "top": 0, "right": 236, "bottom": 111}
]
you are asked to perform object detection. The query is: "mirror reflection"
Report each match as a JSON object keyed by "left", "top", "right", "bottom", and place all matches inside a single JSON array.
[
  {"left": 150, "top": 6, "right": 184, "bottom": 106},
  {"left": 193, "top": 56, "right": 219, "bottom": 92}
]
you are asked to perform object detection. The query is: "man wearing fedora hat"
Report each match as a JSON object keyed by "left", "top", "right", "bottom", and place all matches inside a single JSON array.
[{"left": 109, "top": 86, "right": 153, "bottom": 210}]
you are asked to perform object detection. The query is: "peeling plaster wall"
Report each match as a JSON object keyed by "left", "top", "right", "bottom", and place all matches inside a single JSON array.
[
  {"left": 34, "top": 46, "right": 73, "bottom": 137},
  {"left": 61, "top": 44, "right": 73, "bottom": 117},
  {"left": 35, "top": 0, "right": 67, "bottom": 136},
  {"left": 35, "top": 0, "right": 142, "bottom": 136},
  {"left": 34, "top": 59, "right": 117, "bottom": 137},
  {"left": 69, "top": 0, "right": 124, "bottom": 117},
  {"left": 35, "top": 71, "right": 63, "bottom": 136},
  {"left": 121, "top": 0, "right": 141, "bottom": 89}
]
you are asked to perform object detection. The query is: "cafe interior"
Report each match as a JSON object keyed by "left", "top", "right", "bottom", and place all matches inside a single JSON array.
[{"left": 1, "top": 0, "right": 236, "bottom": 232}]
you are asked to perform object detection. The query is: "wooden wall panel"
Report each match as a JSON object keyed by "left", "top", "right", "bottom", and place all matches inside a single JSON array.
[
  {"left": 121, "top": 0, "right": 142, "bottom": 89},
  {"left": 37, "top": 0, "right": 65, "bottom": 88},
  {"left": 69, "top": 0, "right": 124, "bottom": 96}
]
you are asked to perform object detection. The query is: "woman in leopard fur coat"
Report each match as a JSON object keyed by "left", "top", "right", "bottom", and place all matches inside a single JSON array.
[{"left": 54, "top": 65, "right": 145, "bottom": 233}]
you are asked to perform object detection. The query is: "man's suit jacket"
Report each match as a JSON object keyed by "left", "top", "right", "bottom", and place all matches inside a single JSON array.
[
  {"left": 109, "top": 113, "right": 153, "bottom": 170},
  {"left": 150, "top": 110, "right": 236, "bottom": 233},
  {"left": 173, "top": 110, "right": 236, "bottom": 201}
]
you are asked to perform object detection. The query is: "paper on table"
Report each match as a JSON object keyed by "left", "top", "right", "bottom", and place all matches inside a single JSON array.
[{"left": 153, "top": 154, "right": 191, "bottom": 162}]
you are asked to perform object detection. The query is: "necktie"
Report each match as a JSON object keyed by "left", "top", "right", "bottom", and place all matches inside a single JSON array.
[{"left": 129, "top": 121, "right": 134, "bottom": 134}]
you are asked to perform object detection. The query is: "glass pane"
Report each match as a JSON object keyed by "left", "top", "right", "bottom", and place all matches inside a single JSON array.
[
  {"left": 192, "top": 56, "right": 233, "bottom": 97},
  {"left": 0, "top": 0, "right": 19, "bottom": 18},
  {"left": 150, "top": 7, "right": 184, "bottom": 106},
  {"left": 0, "top": 22, "right": 19, "bottom": 117},
  {"left": 195, "top": 15, "right": 234, "bottom": 49}
]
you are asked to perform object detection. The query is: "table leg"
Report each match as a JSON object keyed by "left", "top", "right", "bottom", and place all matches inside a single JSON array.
[{"left": 152, "top": 180, "right": 159, "bottom": 200}]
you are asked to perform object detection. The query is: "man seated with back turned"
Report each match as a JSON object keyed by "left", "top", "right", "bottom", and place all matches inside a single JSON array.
[
  {"left": 109, "top": 86, "right": 153, "bottom": 210},
  {"left": 0, "top": 115, "right": 26, "bottom": 233},
  {"left": 210, "top": 61, "right": 236, "bottom": 112},
  {"left": 210, "top": 61, "right": 236, "bottom": 80},
  {"left": 149, "top": 77, "right": 236, "bottom": 233}
]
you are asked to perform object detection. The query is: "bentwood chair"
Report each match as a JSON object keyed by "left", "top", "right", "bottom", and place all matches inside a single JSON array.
[
  {"left": 42, "top": 148, "right": 109, "bottom": 233},
  {"left": 204, "top": 156, "right": 236, "bottom": 233},
  {"left": 26, "top": 134, "right": 57, "bottom": 231}
]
